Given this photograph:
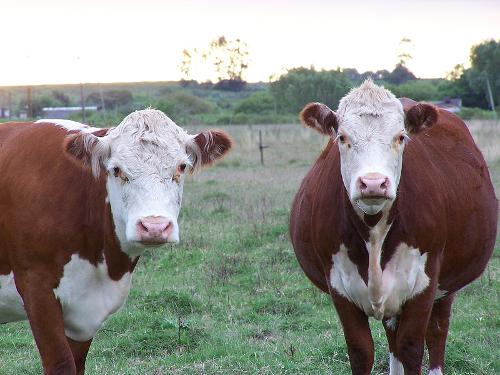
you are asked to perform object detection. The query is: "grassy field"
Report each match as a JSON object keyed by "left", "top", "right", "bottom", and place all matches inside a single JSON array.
[{"left": 0, "top": 120, "right": 498, "bottom": 374}]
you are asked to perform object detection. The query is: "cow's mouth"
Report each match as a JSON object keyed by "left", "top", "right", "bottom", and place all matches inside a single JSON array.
[
  {"left": 135, "top": 240, "right": 169, "bottom": 247},
  {"left": 356, "top": 195, "right": 389, "bottom": 204},
  {"left": 354, "top": 197, "right": 389, "bottom": 215}
]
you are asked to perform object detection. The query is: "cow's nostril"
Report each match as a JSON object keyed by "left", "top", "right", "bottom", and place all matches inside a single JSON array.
[
  {"left": 139, "top": 221, "right": 149, "bottom": 232},
  {"left": 360, "top": 181, "right": 367, "bottom": 190},
  {"left": 163, "top": 222, "right": 173, "bottom": 235},
  {"left": 381, "top": 180, "right": 387, "bottom": 189}
]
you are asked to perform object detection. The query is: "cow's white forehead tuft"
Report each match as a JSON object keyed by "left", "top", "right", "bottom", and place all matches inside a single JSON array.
[
  {"left": 338, "top": 79, "right": 403, "bottom": 118},
  {"left": 106, "top": 109, "right": 192, "bottom": 176},
  {"left": 109, "top": 108, "right": 190, "bottom": 146}
]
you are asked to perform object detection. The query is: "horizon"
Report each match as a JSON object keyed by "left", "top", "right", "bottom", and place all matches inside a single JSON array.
[{"left": 1, "top": 0, "right": 499, "bottom": 86}]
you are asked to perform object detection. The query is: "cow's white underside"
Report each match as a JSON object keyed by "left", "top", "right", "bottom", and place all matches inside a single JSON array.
[
  {"left": 330, "top": 242, "right": 429, "bottom": 319},
  {"left": 0, "top": 254, "right": 132, "bottom": 342}
]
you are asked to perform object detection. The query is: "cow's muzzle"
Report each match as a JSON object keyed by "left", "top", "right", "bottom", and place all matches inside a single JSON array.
[
  {"left": 357, "top": 173, "right": 390, "bottom": 199},
  {"left": 136, "top": 216, "right": 174, "bottom": 244}
]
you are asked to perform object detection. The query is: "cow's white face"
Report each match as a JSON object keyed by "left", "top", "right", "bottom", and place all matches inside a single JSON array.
[
  {"left": 300, "top": 80, "right": 437, "bottom": 217},
  {"left": 64, "top": 109, "right": 231, "bottom": 257},
  {"left": 336, "top": 105, "right": 407, "bottom": 215},
  {"left": 104, "top": 122, "right": 189, "bottom": 253}
]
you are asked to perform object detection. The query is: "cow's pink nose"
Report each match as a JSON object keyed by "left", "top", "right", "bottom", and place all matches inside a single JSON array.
[
  {"left": 136, "top": 216, "right": 173, "bottom": 244},
  {"left": 358, "top": 173, "right": 390, "bottom": 197}
]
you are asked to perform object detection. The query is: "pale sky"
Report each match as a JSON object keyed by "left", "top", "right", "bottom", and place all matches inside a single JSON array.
[{"left": 1, "top": 0, "right": 499, "bottom": 86}]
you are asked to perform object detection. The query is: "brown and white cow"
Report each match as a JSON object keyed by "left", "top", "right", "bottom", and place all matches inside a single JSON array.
[
  {"left": 290, "top": 80, "right": 497, "bottom": 375},
  {"left": 0, "top": 109, "right": 231, "bottom": 374}
]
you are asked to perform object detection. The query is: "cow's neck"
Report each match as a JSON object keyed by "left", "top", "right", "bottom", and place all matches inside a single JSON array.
[
  {"left": 83, "top": 175, "right": 138, "bottom": 281},
  {"left": 102, "top": 201, "right": 139, "bottom": 280}
]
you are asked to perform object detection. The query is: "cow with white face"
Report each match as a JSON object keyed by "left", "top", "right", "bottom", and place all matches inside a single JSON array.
[
  {"left": 0, "top": 109, "right": 231, "bottom": 374},
  {"left": 291, "top": 80, "right": 497, "bottom": 374}
]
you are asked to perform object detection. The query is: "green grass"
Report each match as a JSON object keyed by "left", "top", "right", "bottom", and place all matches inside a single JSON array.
[{"left": 0, "top": 122, "right": 498, "bottom": 374}]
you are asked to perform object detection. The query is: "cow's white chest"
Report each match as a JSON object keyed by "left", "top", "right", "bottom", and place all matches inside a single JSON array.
[
  {"left": 330, "top": 243, "right": 429, "bottom": 319},
  {"left": 0, "top": 273, "right": 27, "bottom": 323},
  {"left": 54, "top": 254, "right": 132, "bottom": 341}
]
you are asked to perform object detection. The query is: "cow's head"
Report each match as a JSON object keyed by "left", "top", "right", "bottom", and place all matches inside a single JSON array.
[
  {"left": 64, "top": 109, "right": 231, "bottom": 256},
  {"left": 300, "top": 80, "right": 437, "bottom": 216}
]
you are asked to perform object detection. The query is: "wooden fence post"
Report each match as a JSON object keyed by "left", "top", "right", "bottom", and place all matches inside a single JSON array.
[{"left": 258, "top": 129, "right": 269, "bottom": 166}]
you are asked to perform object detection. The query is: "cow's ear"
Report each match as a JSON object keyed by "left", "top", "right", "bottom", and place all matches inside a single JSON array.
[
  {"left": 300, "top": 102, "right": 338, "bottom": 135},
  {"left": 63, "top": 130, "right": 111, "bottom": 178},
  {"left": 404, "top": 103, "right": 438, "bottom": 134},
  {"left": 186, "top": 129, "right": 232, "bottom": 171}
]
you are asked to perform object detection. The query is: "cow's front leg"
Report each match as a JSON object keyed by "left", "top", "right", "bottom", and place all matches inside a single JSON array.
[
  {"left": 68, "top": 337, "right": 93, "bottom": 375},
  {"left": 15, "top": 272, "right": 76, "bottom": 375},
  {"left": 394, "top": 281, "right": 438, "bottom": 375},
  {"left": 331, "top": 293, "right": 374, "bottom": 375},
  {"left": 425, "top": 293, "right": 455, "bottom": 375},
  {"left": 383, "top": 316, "right": 404, "bottom": 375}
]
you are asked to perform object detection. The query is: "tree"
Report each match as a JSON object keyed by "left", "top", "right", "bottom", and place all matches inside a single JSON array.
[
  {"left": 385, "top": 64, "right": 417, "bottom": 84},
  {"left": 52, "top": 90, "right": 70, "bottom": 106},
  {"left": 207, "top": 36, "right": 249, "bottom": 81},
  {"left": 386, "top": 80, "right": 439, "bottom": 102},
  {"left": 86, "top": 90, "right": 133, "bottom": 110},
  {"left": 234, "top": 92, "right": 275, "bottom": 114},
  {"left": 440, "top": 40, "right": 499, "bottom": 109},
  {"left": 178, "top": 36, "right": 250, "bottom": 90},
  {"left": 204, "top": 36, "right": 249, "bottom": 91},
  {"left": 178, "top": 49, "right": 193, "bottom": 82},
  {"left": 342, "top": 68, "right": 391, "bottom": 83},
  {"left": 20, "top": 94, "right": 58, "bottom": 117},
  {"left": 397, "top": 37, "right": 413, "bottom": 67},
  {"left": 439, "top": 69, "right": 486, "bottom": 108},
  {"left": 469, "top": 39, "right": 499, "bottom": 108},
  {"left": 384, "top": 37, "right": 417, "bottom": 84},
  {"left": 270, "top": 67, "right": 351, "bottom": 114}
]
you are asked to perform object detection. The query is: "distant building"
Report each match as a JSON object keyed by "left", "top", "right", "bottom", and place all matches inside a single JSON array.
[
  {"left": 42, "top": 106, "right": 99, "bottom": 119},
  {"left": 431, "top": 98, "right": 462, "bottom": 113},
  {"left": 0, "top": 108, "right": 9, "bottom": 118}
]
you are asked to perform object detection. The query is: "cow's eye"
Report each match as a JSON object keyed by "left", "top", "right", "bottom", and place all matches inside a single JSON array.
[
  {"left": 178, "top": 163, "right": 187, "bottom": 173},
  {"left": 397, "top": 134, "right": 408, "bottom": 144},
  {"left": 113, "top": 167, "right": 129, "bottom": 182},
  {"left": 337, "top": 134, "right": 351, "bottom": 148}
]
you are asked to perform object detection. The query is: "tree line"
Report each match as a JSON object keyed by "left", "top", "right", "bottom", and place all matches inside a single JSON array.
[
  {"left": 1, "top": 39, "right": 497, "bottom": 124},
  {"left": 180, "top": 37, "right": 499, "bottom": 113}
]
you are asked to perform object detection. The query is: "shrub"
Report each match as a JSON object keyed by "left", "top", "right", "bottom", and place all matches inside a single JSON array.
[
  {"left": 234, "top": 91, "right": 275, "bottom": 114},
  {"left": 386, "top": 80, "right": 440, "bottom": 101},
  {"left": 155, "top": 92, "right": 213, "bottom": 120},
  {"left": 270, "top": 67, "right": 351, "bottom": 114},
  {"left": 86, "top": 90, "right": 133, "bottom": 110},
  {"left": 457, "top": 107, "right": 497, "bottom": 120}
]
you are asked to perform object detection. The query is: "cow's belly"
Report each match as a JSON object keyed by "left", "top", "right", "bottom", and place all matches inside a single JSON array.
[
  {"left": 0, "top": 272, "right": 27, "bottom": 323},
  {"left": 54, "top": 254, "right": 132, "bottom": 342},
  {"left": 330, "top": 243, "right": 430, "bottom": 319}
]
